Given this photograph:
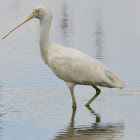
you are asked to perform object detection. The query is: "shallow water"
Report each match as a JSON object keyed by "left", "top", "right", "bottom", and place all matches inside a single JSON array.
[{"left": 0, "top": 0, "right": 140, "bottom": 140}]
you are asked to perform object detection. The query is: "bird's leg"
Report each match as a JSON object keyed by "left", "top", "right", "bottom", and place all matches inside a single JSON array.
[
  {"left": 85, "top": 86, "right": 101, "bottom": 106},
  {"left": 70, "top": 91, "right": 77, "bottom": 108},
  {"left": 86, "top": 106, "right": 101, "bottom": 123},
  {"left": 66, "top": 82, "right": 76, "bottom": 108}
]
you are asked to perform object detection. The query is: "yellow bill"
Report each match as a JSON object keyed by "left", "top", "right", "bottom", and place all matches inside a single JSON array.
[{"left": 2, "top": 11, "right": 35, "bottom": 39}]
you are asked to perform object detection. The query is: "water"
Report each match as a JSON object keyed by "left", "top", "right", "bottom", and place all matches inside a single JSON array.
[{"left": 0, "top": 0, "right": 140, "bottom": 139}]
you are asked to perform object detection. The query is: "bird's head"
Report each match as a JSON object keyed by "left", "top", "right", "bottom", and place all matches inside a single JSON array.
[
  {"left": 2, "top": 5, "right": 52, "bottom": 39},
  {"left": 34, "top": 5, "right": 52, "bottom": 20}
]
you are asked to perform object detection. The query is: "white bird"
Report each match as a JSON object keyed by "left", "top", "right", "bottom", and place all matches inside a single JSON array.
[{"left": 2, "top": 6, "right": 125, "bottom": 107}]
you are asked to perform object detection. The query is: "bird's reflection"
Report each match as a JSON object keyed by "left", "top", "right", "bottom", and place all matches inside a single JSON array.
[{"left": 53, "top": 107, "right": 124, "bottom": 140}]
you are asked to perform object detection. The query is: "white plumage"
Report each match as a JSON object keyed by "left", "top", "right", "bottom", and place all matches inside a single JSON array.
[{"left": 2, "top": 6, "right": 125, "bottom": 107}]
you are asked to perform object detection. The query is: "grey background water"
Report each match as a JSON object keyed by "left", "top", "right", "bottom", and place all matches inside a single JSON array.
[{"left": 0, "top": 0, "right": 140, "bottom": 140}]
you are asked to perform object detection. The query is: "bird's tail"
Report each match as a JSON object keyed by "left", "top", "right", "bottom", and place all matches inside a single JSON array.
[{"left": 104, "top": 69, "right": 125, "bottom": 89}]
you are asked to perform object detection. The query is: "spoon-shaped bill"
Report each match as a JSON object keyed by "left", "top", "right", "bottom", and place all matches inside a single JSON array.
[{"left": 2, "top": 11, "right": 35, "bottom": 39}]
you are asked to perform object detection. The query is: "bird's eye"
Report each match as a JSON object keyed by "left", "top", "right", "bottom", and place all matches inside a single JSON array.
[{"left": 34, "top": 9, "right": 39, "bottom": 18}]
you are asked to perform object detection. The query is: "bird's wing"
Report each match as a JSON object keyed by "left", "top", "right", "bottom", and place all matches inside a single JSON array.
[{"left": 48, "top": 45, "right": 104, "bottom": 85}]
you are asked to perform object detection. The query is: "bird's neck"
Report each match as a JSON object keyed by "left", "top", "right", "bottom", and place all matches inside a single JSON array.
[
  {"left": 39, "top": 16, "right": 51, "bottom": 46},
  {"left": 39, "top": 16, "right": 52, "bottom": 65}
]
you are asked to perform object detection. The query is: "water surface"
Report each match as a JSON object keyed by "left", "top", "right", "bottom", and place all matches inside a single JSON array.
[{"left": 0, "top": 0, "right": 140, "bottom": 139}]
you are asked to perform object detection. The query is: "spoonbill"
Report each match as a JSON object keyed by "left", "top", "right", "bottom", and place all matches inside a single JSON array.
[{"left": 2, "top": 6, "right": 125, "bottom": 107}]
